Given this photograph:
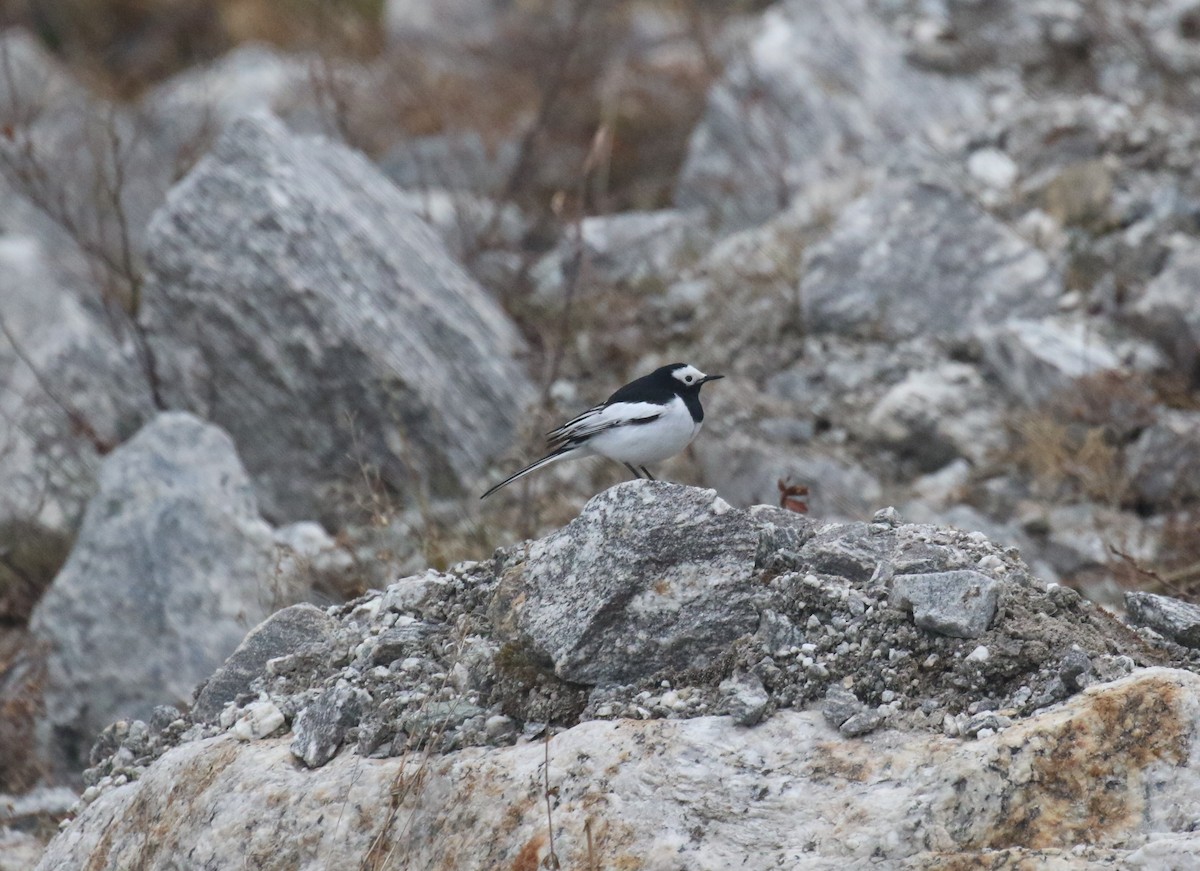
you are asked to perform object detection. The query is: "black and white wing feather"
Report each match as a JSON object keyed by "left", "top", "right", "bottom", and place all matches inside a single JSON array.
[{"left": 546, "top": 401, "right": 666, "bottom": 448}]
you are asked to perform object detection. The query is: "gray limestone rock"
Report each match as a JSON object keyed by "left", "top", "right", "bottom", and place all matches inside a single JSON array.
[
  {"left": 139, "top": 112, "right": 533, "bottom": 522},
  {"left": 840, "top": 709, "right": 884, "bottom": 738},
  {"left": 1125, "top": 410, "right": 1200, "bottom": 508},
  {"left": 1129, "top": 240, "right": 1200, "bottom": 373},
  {"left": 800, "top": 178, "right": 1060, "bottom": 341},
  {"left": 531, "top": 209, "right": 711, "bottom": 300},
  {"left": 490, "top": 481, "right": 811, "bottom": 685},
  {"left": 822, "top": 685, "right": 863, "bottom": 729},
  {"left": 0, "top": 29, "right": 87, "bottom": 124},
  {"left": 799, "top": 523, "right": 893, "bottom": 585},
  {"left": 977, "top": 317, "right": 1127, "bottom": 406},
  {"left": 143, "top": 44, "right": 316, "bottom": 148},
  {"left": 676, "top": 0, "right": 982, "bottom": 230},
  {"left": 36, "top": 671, "right": 1200, "bottom": 870},
  {"left": 863, "top": 362, "right": 1004, "bottom": 470},
  {"left": 290, "top": 684, "right": 369, "bottom": 768},
  {"left": 890, "top": 570, "right": 1001, "bottom": 639},
  {"left": 380, "top": 131, "right": 519, "bottom": 196},
  {"left": 1126, "top": 592, "right": 1200, "bottom": 649},
  {"left": 192, "top": 603, "right": 339, "bottom": 723},
  {"left": 29, "top": 412, "right": 278, "bottom": 775},
  {"left": 719, "top": 672, "right": 770, "bottom": 727}
]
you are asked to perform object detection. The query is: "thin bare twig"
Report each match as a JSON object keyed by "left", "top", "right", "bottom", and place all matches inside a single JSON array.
[
  {"left": 0, "top": 313, "right": 112, "bottom": 453},
  {"left": 502, "top": 0, "right": 599, "bottom": 201},
  {"left": 543, "top": 730, "right": 560, "bottom": 869}
]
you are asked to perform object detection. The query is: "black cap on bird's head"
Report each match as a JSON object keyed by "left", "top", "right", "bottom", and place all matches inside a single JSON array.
[{"left": 662, "top": 362, "right": 724, "bottom": 391}]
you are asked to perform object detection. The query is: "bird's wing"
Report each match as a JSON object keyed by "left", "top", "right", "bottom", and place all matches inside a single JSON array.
[{"left": 547, "top": 400, "right": 666, "bottom": 447}]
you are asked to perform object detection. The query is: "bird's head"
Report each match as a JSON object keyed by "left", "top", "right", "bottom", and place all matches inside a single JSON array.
[{"left": 666, "top": 363, "right": 724, "bottom": 392}]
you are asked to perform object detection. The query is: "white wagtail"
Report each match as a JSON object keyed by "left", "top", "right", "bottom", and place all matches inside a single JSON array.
[{"left": 481, "top": 363, "right": 724, "bottom": 498}]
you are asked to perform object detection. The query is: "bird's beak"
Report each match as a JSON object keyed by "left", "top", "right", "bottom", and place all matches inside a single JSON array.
[{"left": 700, "top": 374, "right": 725, "bottom": 384}]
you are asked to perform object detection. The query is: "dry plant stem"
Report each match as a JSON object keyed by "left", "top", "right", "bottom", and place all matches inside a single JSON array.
[
  {"left": 502, "top": 0, "right": 599, "bottom": 201},
  {"left": 543, "top": 730, "right": 560, "bottom": 869},
  {"left": 585, "top": 817, "right": 597, "bottom": 871},
  {"left": 358, "top": 634, "right": 469, "bottom": 870},
  {"left": 541, "top": 122, "right": 610, "bottom": 406},
  {"left": 0, "top": 54, "right": 165, "bottom": 410},
  {"left": 0, "top": 313, "right": 111, "bottom": 454}
]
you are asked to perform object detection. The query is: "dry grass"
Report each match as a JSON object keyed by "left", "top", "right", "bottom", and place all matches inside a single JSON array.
[
  {"left": 1007, "top": 372, "right": 1160, "bottom": 508},
  {"left": 0, "top": 631, "right": 46, "bottom": 792},
  {"left": 1004, "top": 371, "right": 1200, "bottom": 600}
]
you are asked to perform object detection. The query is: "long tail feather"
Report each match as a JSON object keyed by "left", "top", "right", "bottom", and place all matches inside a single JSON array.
[{"left": 479, "top": 446, "right": 578, "bottom": 499}]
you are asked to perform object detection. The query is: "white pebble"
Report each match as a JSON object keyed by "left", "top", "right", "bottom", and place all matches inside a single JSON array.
[
  {"left": 967, "top": 148, "right": 1018, "bottom": 189},
  {"left": 966, "top": 646, "right": 990, "bottom": 663}
]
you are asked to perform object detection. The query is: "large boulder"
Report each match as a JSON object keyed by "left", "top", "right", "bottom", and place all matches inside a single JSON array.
[
  {"left": 139, "top": 112, "right": 534, "bottom": 521},
  {"left": 800, "top": 177, "right": 1061, "bottom": 341},
  {"left": 863, "top": 362, "right": 1004, "bottom": 470},
  {"left": 675, "top": 0, "right": 982, "bottom": 230},
  {"left": 28, "top": 413, "right": 280, "bottom": 775}
]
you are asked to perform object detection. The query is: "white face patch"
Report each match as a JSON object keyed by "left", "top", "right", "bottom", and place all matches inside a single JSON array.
[{"left": 671, "top": 364, "right": 707, "bottom": 387}]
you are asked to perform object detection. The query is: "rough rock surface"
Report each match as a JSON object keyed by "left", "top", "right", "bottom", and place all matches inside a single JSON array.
[
  {"left": 532, "top": 209, "right": 711, "bottom": 301},
  {"left": 977, "top": 316, "right": 1129, "bottom": 406},
  {"left": 191, "top": 604, "right": 338, "bottom": 723},
  {"left": 490, "top": 483, "right": 810, "bottom": 684},
  {"left": 69, "top": 484, "right": 1188, "bottom": 789},
  {"left": 863, "top": 362, "right": 1003, "bottom": 470},
  {"left": 1127, "top": 591, "right": 1200, "bottom": 649},
  {"left": 140, "top": 112, "right": 533, "bottom": 521},
  {"left": 35, "top": 669, "right": 1200, "bottom": 870},
  {"left": 890, "top": 571, "right": 1000, "bottom": 639},
  {"left": 676, "top": 0, "right": 981, "bottom": 229},
  {"left": 28, "top": 413, "right": 280, "bottom": 775},
  {"left": 35, "top": 482, "right": 1200, "bottom": 867}
]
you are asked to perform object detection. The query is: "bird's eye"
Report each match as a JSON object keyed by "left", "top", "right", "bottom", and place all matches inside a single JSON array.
[{"left": 685, "top": 375, "right": 694, "bottom": 383}]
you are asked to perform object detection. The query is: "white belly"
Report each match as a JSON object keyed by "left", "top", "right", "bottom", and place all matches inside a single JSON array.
[{"left": 585, "top": 396, "right": 701, "bottom": 466}]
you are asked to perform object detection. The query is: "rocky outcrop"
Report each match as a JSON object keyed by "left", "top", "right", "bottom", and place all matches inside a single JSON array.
[
  {"left": 33, "top": 669, "right": 1200, "bottom": 870},
  {"left": 31, "top": 482, "right": 1200, "bottom": 869},
  {"left": 140, "top": 112, "right": 534, "bottom": 521}
]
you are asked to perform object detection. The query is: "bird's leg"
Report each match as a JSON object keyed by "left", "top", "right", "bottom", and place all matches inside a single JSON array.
[
  {"left": 640, "top": 466, "right": 655, "bottom": 481},
  {"left": 624, "top": 462, "right": 643, "bottom": 479}
]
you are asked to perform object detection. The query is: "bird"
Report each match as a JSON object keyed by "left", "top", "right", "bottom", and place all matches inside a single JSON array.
[{"left": 481, "top": 363, "right": 724, "bottom": 499}]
